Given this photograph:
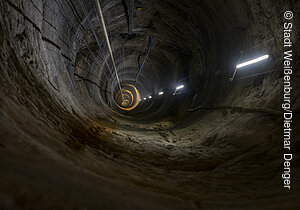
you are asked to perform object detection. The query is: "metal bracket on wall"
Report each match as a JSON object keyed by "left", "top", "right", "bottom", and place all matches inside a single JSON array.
[{"left": 230, "top": 51, "right": 243, "bottom": 81}]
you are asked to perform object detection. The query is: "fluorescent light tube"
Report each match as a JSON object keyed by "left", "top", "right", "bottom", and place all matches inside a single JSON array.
[
  {"left": 176, "top": 85, "right": 184, "bottom": 90},
  {"left": 236, "top": 55, "right": 269, "bottom": 69}
]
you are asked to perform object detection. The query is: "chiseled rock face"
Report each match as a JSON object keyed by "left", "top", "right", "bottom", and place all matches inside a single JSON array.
[{"left": 0, "top": 0, "right": 300, "bottom": 209}]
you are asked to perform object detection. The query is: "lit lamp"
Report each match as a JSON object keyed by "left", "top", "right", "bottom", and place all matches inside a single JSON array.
[
  {"left": 236, "top": 55, "right": 269, "bottom": 68},
  {"left": 173, "top": 85, "right": 184, "bottom": 95},
  {"left": 230, "top": 54, "right": 269, "bottom": 81}
]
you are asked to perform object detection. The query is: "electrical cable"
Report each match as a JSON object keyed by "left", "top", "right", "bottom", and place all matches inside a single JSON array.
[
  {"left": 135, "top": 36, "right": 154, "bottom": 84},
  {"left": 188, "top": 105, "right": 282, "bottom": 116}
]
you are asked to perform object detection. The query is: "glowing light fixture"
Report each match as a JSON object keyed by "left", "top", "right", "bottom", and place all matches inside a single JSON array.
[
  {"left": 173, "top": 84, "right": 185, "bottom": 95},
  {"left": 148, "top": 96, "right": 152, "bottom": 99},
  {"left": 144, "top": 97, "right": 146, "bottom": 100},
  {"left": 159, "top": 91, "right": 164, "bottom": 95},
  {"left": 176, "top": 85, "right": 184, "bottom": 90},
  {"left": 236, "top": 55, "right": 269, "bottom": 69}
]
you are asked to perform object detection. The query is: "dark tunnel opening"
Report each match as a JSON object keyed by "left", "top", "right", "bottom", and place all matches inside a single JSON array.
[{"left": 0, "top": 0, "right": 300, "bottom": 209}]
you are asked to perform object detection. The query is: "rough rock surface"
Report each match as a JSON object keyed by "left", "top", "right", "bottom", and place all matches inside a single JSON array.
[{"left": 0, "top": 0, "right": 300, "bottom": 209}]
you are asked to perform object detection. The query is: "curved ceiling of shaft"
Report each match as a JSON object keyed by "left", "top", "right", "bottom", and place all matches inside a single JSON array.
[{"left": 74, "top": 0, "right": 193, "bottom": 125}]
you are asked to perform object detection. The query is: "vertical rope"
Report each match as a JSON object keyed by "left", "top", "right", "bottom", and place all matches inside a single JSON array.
[{"left": 94, "top": 0, "right": 123, "bottom": 96}]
